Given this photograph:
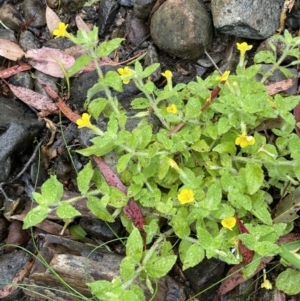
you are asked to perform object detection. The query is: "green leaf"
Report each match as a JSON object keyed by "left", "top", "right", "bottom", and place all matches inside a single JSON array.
[
  {"left": 130, "top": 97, "right": 150, "bottom": 109},
  {"left": 245, "top": 162, "right": 264, "bottom": 195},
  {"left": 100, "top": 71, "right": 123, "bottom": 92},
  {"left": 255, "top": 241, "right": 281, "bottom": 256},
  {"left": 145, "top": 255, "right": 177, "bottom": 278},
  {"left": 110, "top": 187, "right": 128, "bottom": 208},
  {"left": 276, "top": 268, "right": 300, "bottom": 295},
  {"left": 126, "top": 227, "right": 143, "bottom": 263},
  {"left": 117, "top": 154, "right": 132, "bottom": 173},
  {"left": 120, "top": 256, "right": 136, "bottom": 281},
  {"left": 96, "top": 38, "right": 124, "bottom": 57},
  {"left": 217, "top": 117, "right": 232, "bottom": 135},
  {"left": 170, "top": 208, "right": 190, "bottom": 238},
  {"left": 141, "top": 63, "right": 160, "bottom": 78},
  {"left": 35, "top": 175, "right": 63, "bottom": 206},
  {"left": 185, "top": 97, "right": 201, "bottom": 119},
  {"left": 87, "top": 196, "right": 114, "bottom": 222},
  {"left": 56, "top": 202, "right": 81, "bottom": 219},
  {"left": 254, "top": 51, "right": 275, "bottom": 64},
  {"left": 182, "top": 244, "right": 205, "bottom": 270},
  {"left": 77, "top": 161, "right": 94, "bottom": 194},
  {"left": 69, "top": 224, "right": 87, "bottom": 240},
  {"left": 77, "top": 136, "right": 115, "bottom": 156},
  {"left": 67, "top": 54, "right": 91, "bottom": 77},
  {"left": 23, "top": 206, "right": 49, "bottom": 229},
  {"left": 88, "top": 98, "right": 108, "bottom": 119},
  {"left": 144, "top": 219, "right": 159, "bottom": 244}
]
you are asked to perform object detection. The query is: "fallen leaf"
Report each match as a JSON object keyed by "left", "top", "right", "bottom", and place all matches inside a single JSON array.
[
  {"left": 0, "top": 39, "right": 25, "bottom": 61},
  {"left": 93, "top": 156, "right": 145, "bottom": 230},
  {"left": 236, "top": 217, "right": 254, "bottom": 265},
  {"left": 266, "top": 75, "right": 298, "bottom": 95},
  {"left": 42, "top": 117, "right": 57, "bottom": 146},
  {"left": 5, "top": 81, "right": 58, "bottom": 115},
  {"left": 5, "top": 220, "right": 30, "bottom": 252},
  {"left": 0, "top": 63, "right": 32, "bottom": 78},
  {"left": 25, "top": 47, "right": 75, "bottom": 78},
  {"left": 46, "top": 5, "right": 61, "bottom": 38},
  {"left": 39, "top": 79, "right": 81, "bottom": 123},
  {"left": 272, "top": 185, "right": 300, "bottom": 223},
  {"left": 75, "top": 15, "right": 91, "bottom": 32}
]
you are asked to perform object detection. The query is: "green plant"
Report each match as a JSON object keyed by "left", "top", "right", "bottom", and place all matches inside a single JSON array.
[{"left": 23, "top": 26, "right": 300, "bottom": 299}]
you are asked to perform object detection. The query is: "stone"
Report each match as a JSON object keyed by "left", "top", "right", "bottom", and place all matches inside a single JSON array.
[
  {"left": 0, "top": 97, "right": 44, "bottom": 182},
  {"left": 21, "top": 0, "right": 46, "bottom": 28},
  {"left": 134, "top": 0, "right": 156, "bottom": 20},
  {"left": 150, "top": 0, "right": 213, "bottom": 59},
  {"left": 118, "top": 0, "right": 135, "bottom": 6},
  {"left": 211, "top": 0, "right": 283, "bottom": 39},
  {"left": 0, "top": 4, "right": 23, "bottom": 32},
  {"left": 98, "top": 0, "right": 119, "bottom": 37}
]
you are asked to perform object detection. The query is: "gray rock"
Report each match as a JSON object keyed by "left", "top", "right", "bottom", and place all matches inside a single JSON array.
[
  {"left": 20, "top": 0, "right": 46, "bottom": 28},
  {"left": 118, "top": 0, "right": 134, "bottom": 6},
  {"left": 134, "top": 0, "right": 156, "bottom": 20},
  {"left": 60, "top": 0, "right": 86, "bottom": 13},
  {"left": 211, "top": 0, "right": 283, "bottom": 39},
  {"left": 0, "top": 97, "right": 44, "bottom": 182},
  {"left": 9, "top": 71, "right": 33, "bottom": 90},
  {"left": 0, "top": 4, "right": 23, "bottom": 32},
  {"left": 150, "top": 0, "right": 213, "bottom": 59},
  {"left": 98, "top": 0, "right": 119, "bottom": 37},
  {"left": 19, "top": 30, "right": 40, "bottom": 52}
]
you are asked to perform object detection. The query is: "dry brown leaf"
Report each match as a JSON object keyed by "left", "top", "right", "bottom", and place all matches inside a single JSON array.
[
  {"left": 75, "top": 15, "right": 91, "bottom": 32},
  {"left": 42, "top": 117, "right": 57, "bottom": 146},
  {"left": 266, "top": 75, "right": 298, "bottom": 95},
  {"left": 5, "top": 81, "right": 58, "bottom": 116},
  {"left": 0, "top": 63, "right": 32, "bottom": 78},
  {"left": 0, "top": 39, "right": 25, "bottom": 61},
  {"left": 5, "top": 220, "right": 31, "bottom": 252},
  {"left": 25, "top": 47, "right": 76, "bottom": 78},
  {"left": 46, "top": 5, "right": 61, "bottom": 38}
]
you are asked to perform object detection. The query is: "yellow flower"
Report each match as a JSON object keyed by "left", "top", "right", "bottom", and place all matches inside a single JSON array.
[
  {"left": 178, "top": 189, "right": 194, "bottom": 204},
  {"left": 216, "top": 70, "right": 230, "bottom": 82},
  {"left": 169, "top": 158, "right": 180, "bottom": 171},
  {"left": 236, "top": 42, "right": 253, "bottom": 58},
  {"left": 261, "top": 269, "right": 272, "bottom": 290},
  {"left": 76, "top": 113, "right": 93, "bottom": 129},
  {"left": 117, "top": 67, "right": 134, "bottom": 84},
  {"left": 162, "top": 70, "right": 173, "bottom": 81},
  {"left": 235, "top": 134, "right": 255, "bottom": 148},
  {"left": 53, "top": 22, "right": 70, "bottom": 38},
  {"left": 221, "top": 217, "right": 236, "bottom": 230},
  {"left": 166, "top": 104, "right": 177, "bottom": 114}
]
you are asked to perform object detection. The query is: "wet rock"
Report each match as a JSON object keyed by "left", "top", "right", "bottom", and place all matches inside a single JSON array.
[
  {"left": 0, "top": 97, "right": 44, "bottom": 182},
  {"left": 0, "top": 4, "right": 23, "bottom": 32},
  {"left": 0, "top": 216, "right": 9, "bottom": 242},
  {"left": 52, "top": 155, "right": 75, "bottom": 182},
  {"left": 43, "top": 37, "right": 74, "bottom": 49},
  {"left": 125, "top": 11, "right": 150, "bottom": 46},
  {"left": 25, "top": 234, "right": 186, "bottom": 301},
  {"left": 211, "top": 0, "right": 282, "bottom": 39},
  {"left": 79, "top": 217, "right": 122, "bottom": 241},
  {"left": 98, "top": 0, "right": 119, "bottom": 37},
  {"left": 60, "top": 0, "right": 86, "bottom": 13},
  {"left": 19, "top": 30, "right": 40, "bottom": 51},
  {"left": 144, "top": 43, "right": 161, "bottom": 82},
  {"left": 184, "top": 257, "right": 226, "bottom": 300},
  {"left": 134, "top": 0, "right": 156, "bottom": 20},
  {"left": 34, "top": 70, "right": 58, "bottom": 97},
  {"left": 9, "top": 71, "right": 33, "bottom": 90},
  {"left": 0, "top": 249, "right": 31, "bottom": 299},
  {"left": 150, "top": 0, "right": 213, "bottom": 59},
  {"left": 0, "top": 28, "right": 17, "bottom": 42},
  {"left": 69, "top": 66, "right": 140, "bottom": 110},
  {"left": 20, "top": 0, "right": 46, "bottom": 28},
  {"left": 118, "top": 0, "right": 134, "bottom": 6}
]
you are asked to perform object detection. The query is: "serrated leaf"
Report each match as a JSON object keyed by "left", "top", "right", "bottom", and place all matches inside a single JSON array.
[
  {"left": 126, "top": 227, "right": 143, "bottom": 263},
  {"left": 145, "top": 255, "right": 177, "bottom": 278},
  {"left": 87, "top": 195, "right": 114, "bottom": 222},
  {"left": 100, "top": 71, "right": 123, "bottom": 92},
  {"left": 120, "top": 256, "right": 136, "bottom": 281},
  {"left": 23, "top": 206, "right": 49, "bottom": 229},
  {"left": 117, "top": 154, "right": 132, "bottom": 173},
  {"left": 88, "top": 98, "right": 108, "bottom": 119},
  {"left": 96, "top": 38, "right": 123, "bottom": 57},
  {"left": 56, "top": 202, "right": 81, "bottom": 219},
  {"left": 141, "top": 63, "right": 160, "bottom": 78},
  {"left": 77, "top": 161, "right": 94, "bottom": 194},
  {"left": 182, "top": 244, "right": 205, "bottom": 270},
  {"left": 39, "top": 175, "right": 63, "bottom": 206},
  {"left": 245, "top": 162, "right": 264, "bottom": 195},
  {"left": 276, "top": 268, "right": 300, "bottom": 295},
  {"left": 67, "top": 54, "right": 91, "bottom": 77},
  {"left": 273, "top": 186, "right": 300, "bottom": 223},
  {"left": 131, "top": 97, "right": 150, "bottom": 109}
]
